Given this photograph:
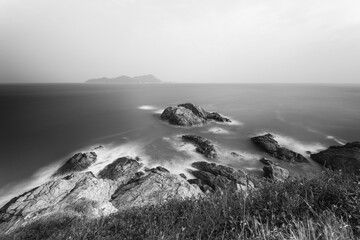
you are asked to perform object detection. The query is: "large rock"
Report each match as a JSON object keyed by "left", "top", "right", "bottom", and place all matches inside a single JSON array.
[
  {"left": 98, "top": 157, "right": 143, "bottom": 184},
  {"left": 161, "top": 103, "right": 231, "bottom": 126},
  {"left": 310, "top": 142, "right": 360, "bottom": 174},
  {"left": 182, "top": 135, "right": 217, "bottom": 159},
  {"left": 0, "top": 172, "right": 117, "bottom": 233},
  {"left": 251, "top": 134, "right": 308, "bottom": 163},
  {"left": 188, "top": 161, "right": 253, "bottom": 192},
  {"left": 259, "top": 158, "right": 290, "bottom": 182},
  {"left": 111, "top": 167, "right": 203, "bottom": 211},
  {"left": 53, "top": 152, "right": 97, "bottom": 177}
]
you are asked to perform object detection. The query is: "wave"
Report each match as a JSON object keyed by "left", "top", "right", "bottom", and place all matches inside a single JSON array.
[
  {"left": 138, "top": 105, "right": 158, "bottom": 110},
  {"left": 326, "top": 135, "right": 346, "bottom": 145},
  {"left": 271, "top": 133, "right": 326, "bottom": 155},
  {"left": 206, "top": 127, "right": 230, "bottom": 134}
]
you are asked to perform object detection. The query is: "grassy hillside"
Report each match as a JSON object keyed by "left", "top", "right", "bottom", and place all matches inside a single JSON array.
[{"left": 3, "top": 170, "right": 359, "bottom": 240}]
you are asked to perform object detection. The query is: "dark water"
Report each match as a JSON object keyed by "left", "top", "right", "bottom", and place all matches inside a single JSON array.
[{"left": 1, "top": 83, "right": 360, "bottom": 205}]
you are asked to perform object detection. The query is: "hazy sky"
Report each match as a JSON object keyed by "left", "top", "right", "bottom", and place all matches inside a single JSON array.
[{"left": 0, "top": 0, "right": 360, "bottom": 83}]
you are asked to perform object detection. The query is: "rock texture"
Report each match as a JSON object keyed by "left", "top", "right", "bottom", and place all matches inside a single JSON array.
[
  {"left": 259, "top": 158, "right": 290, "bottom": 182},
  {"left": 111, "top": 167, "right": 203, "bottom": 211},
  {"left": 53, "top": 152, "right": 97, "bottom": 177},
  {"left": 311, "top": 142, "right": 360, "bottom": 174},
  {"left": 182, "top": 135, "right": 217, "bottom": 159},
  {"left": 0, "top": 159, "right": 203, "bottom": 233},
  {"left": 188, "top": 161, "right": 253, "bottom": 192},
  {"left": 161, "top": 103, "right": 231, "bottom": 126},
  {"left": 251, "top": 134, "right": 308, "bottom": 163},
  {"left": 0, "top": 172, "right": 117, "bottom": 233},
  {"left": 98, "top": 157, "right": 143, "bottom": 183}
]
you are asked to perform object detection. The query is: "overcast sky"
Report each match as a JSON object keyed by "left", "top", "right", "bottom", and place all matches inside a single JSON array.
[{"left": 0, "top": 0, "right": 359, "bottom": 83}]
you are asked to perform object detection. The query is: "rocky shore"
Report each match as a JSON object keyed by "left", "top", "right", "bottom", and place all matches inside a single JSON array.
[{"left": 1, "top": 103, "right": 359, "bottom": 235}]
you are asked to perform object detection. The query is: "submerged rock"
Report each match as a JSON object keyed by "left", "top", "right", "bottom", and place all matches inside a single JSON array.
[
  {"left": 161, "top": 103, "right": 231, "bottom": 126},
  {"left": 188, "top": 161, "right": 253, "bottom": 192},
  {"left": 111, "top": 169, "right": 203, "bottom": 211},
  {"left": 182, "top": 135, "right": 217, "bottom": 159},
  {"left": 251, "top": 134, "right": 308, "bottom": 163},
  {"left": 310, "top": 142, "right": 360, "bottom": 174},
  {"left": 53, "top": 152, "right": 97, "bottom": 177}
]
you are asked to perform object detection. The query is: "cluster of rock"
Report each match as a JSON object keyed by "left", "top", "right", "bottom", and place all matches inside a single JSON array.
[
  {"left": 0, "top": 155, "right": 202, "bottom": 233},
  {"left": 182, "top": 135, "right": 217, "bottom": 159},
  {"left": 161, "top": 103, "right": 231, "bottom": 126},
  {"left": 2, "top": 103, "right": 360, "bottom": 234}
]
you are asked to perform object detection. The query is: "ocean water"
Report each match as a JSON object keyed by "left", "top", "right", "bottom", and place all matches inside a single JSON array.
[{"left": 1, "top": 83, "right": 360, "bottom": 206}]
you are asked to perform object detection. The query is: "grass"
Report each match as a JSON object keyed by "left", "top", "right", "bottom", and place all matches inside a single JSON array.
[{"left": 2, "top": 170, "right": 359, "bottom": 240}]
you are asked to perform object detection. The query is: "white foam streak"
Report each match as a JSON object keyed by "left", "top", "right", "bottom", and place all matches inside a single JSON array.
[
  {"left": 0, "top": 161, "right": 62, "bottom": 208},
  {"left": 271, "top": 134, "right": 326, "bottom": 155},
  {"left": 207, "top": 127, "right": 230, "bottom": 134},
  {"left": 326, "top": 136, "right": 346, "bottom": 145},
  {"left": 138, "top": 105, "right": 157, "bottom": 110},
  {"left": 89, "top": 142, "right": 149, "bottom": 175}
]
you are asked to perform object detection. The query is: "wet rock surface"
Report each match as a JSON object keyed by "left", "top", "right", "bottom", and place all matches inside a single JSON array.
[
  {"left": 182, "top": 135, "right": 217, "bottom": 159},
  {"left": 188, "top": 161, "right": 253, "bottom": 192},
  {"left": 53, "top": 152, "right": 98, "bottom": 177},
  {"left": 311, "top": 142, "right": 360, "bottom": 174},
  {"left": 251, "top": 134, "right": 308, "bottom": 163},
  {"left": 161, "top": 103, "right": 231, "bottom": 126}
]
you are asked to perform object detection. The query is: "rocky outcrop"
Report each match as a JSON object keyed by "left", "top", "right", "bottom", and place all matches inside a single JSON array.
[
  {"left": 98, "top": 157, "right": 143, "bottom": 184},
  {"left": 182, "top": 135, "right": 217, "bottom": 159},
  {"left": 53, "top": 152, "right": 97, "bottom": 177},
  {"left": 111, "top": 167, "right": 203, "bottom": 211},
  {"left": 0, "top": 161, "right": 203, "bottom": 233},
  {"left": 0, "top": 172, "right": 117, "bottom": 233},
  {"left": 259, "top": 158, "right": 289, "bottom": 182},
  {"left": 251, "top": 134, "right": 308, "bottom": 163},
  {"left": 310, "top": 142, "right": 360, "bottom": 174},
  {"left": 160, "top": 103, "right": 231, "bottom": 126},
  {"left": 188, "top": 161, "right": 253, "bottom": 192}
]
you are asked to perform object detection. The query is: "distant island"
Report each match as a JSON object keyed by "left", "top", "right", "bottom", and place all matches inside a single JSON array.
[{"left": 86, "top": 74, "right": 162, "bottom": 84}]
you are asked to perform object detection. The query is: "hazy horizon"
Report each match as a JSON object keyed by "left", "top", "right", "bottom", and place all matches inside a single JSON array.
[{"left": 1, "top": 0, "right": 360, "bottom": 84}]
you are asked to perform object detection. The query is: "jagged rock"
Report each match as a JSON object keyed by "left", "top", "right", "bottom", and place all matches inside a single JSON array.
[
  {"left": 263, "top": 165, "right": 289, "bottom": 181},
  {"left": 187, "top": 179, "right": 213, "bottom": 193},
  {"left": 179, "top": 173, "right": 187, "bottom": 180},
  {"left": 259, "top": 157, "right": 273, "bottom": 166},
  {"left": 53, "top": 152, "right": 97, "bottom": 177},
  {"left": 182, "top": 135, "right": 217, "bottom": 159},
  {"left": 259, "top": 158, "right": 289, "bottom": 181},
  {"left": 111, "top": 170, "right": 203, "bottom": 211},
  {"left": 189, "top": 161, "right": 253, "bottom": 192},
  {"left": 160, "top": 103, "right": 231, "bottom": 126},
  {"left": 98, "top": 157, "right": 143, "bottom": 184},
  {"left": 251, "top": 134, "right": 308, "bottom": 163},
  {"left": 0, "top": 172, "right": 117, "bottom": 233},
  {"left": 311, "top": 142, "right": 360, "bottom": 174}
]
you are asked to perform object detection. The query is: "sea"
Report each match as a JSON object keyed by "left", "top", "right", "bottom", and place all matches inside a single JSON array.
[{"left": 1, "top": 83, "right": 360, "bottom": 206}]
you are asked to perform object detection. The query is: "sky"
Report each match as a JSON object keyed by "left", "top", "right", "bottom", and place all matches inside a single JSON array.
[{"left": 0, "top": 0, "right": 360, "bottom": 83}]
